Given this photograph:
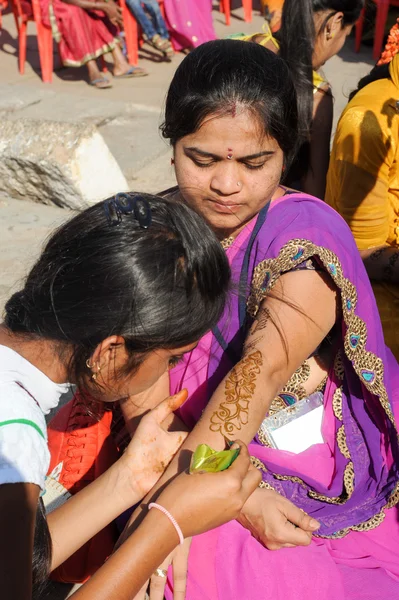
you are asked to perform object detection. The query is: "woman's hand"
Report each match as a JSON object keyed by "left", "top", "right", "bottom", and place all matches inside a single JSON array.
[
  {"left": 133, "top": 540, "right": 192, "bottom": 600},
  {"left": 238, "top": 488, "right": 320, "bottom": 550},
  {"left": 100, "top": 0, "right": 123, "bottom": 26},
  {"left": 118, "top": 390, "right": 188, "bottom": 501},
  {"left": 132, "top": 441, "right": 261, "bottom": 599}
]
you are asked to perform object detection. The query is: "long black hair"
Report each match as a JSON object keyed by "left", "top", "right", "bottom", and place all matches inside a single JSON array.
[
  {"left": 278, "top": 0, "right": 364, "bottom": 147},
  {"left": 4, "top": 192, "right": 231, "bottom": 594},
  {"left": 162, "top": 39, "right": 299, "bottom": 170}
]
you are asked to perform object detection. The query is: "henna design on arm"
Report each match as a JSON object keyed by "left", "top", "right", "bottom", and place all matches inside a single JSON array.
[
  {"left": 369, "top": 248, "right": 384, "bottom": 262},
  {"left": 209, "top": 351, "right": 263, "bottom": 437},
  {"left": 250, "top": 306, "right": 270, "bottom": 335}
]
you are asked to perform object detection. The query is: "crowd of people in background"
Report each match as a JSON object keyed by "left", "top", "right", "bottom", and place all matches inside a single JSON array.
[{"left": 3, "top": 1, "right": 399, "bottom": 599}]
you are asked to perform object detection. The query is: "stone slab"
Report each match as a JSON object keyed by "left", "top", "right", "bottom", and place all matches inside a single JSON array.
[{"left": 0, "top": 119, "right": 128, "bottom": 208}]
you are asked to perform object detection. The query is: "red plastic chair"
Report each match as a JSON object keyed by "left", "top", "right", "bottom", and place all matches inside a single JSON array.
[
  {"left": 0, "top": 0, "right": 8, "bottom": 29},
  {"left": 220, "top": 0, "right": 252, "bottom": 26},
  {"left": 119, "top": 0, "right": 139, "bottom": 65},
  {"left": 10, "top": 0, "right": 53, "bottom": 82},
  {"left": 355, "top": 0, "right": 399, "bottom": 60}
]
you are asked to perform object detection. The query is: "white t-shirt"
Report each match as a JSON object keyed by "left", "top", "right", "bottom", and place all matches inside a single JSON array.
[{"left": 0, "top": 345, "right": 69, "bottom": 490}]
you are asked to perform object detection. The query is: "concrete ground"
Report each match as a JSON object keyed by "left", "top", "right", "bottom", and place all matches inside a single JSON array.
[{"left": 0, "top": 6, "right": 376, "bottom": 598}]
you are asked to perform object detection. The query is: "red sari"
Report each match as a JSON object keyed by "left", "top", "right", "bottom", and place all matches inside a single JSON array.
[{"left": 40, "top": 0, "right": 119, "bottom": 67}]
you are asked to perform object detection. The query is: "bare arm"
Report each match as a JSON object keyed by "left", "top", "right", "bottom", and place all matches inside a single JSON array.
[
  {"left": 60, "top": 0, "right": 122, "bottom": 25},
  {"left": 61, "top": 0, "right": 107, "bottom": 11},
  {"left": 70, "top": 509, "right": 178, "bottom": 600},
  {"left": 302, "top": 88, "right": 333, "bottom": 199},
  {"left": 48, "top": 461, "right": 142, "bottom": 570},
  {"left": 360, "top": 246, "right": 399, "bottom": 283},
  {"left": 0, "top": 482, "right": 39, "bottom": 600}
]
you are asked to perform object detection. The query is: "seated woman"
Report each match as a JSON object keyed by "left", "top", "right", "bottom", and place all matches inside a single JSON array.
[
  {"left": 163, "top": 0, "right": 216, "bottom": 53},
  {"left": 124, "top": 0, "right": 173, "bottom": 58},
  {"left": 231, "top": 0, "right": 363, "bottom": 199},
  {"left": 326, "top": 19, "right": 399, "bottom": 361},
  {"left": 0, "top": 193, "right": 260, "bottom": 599},
  {"left": 121, "top": 41, "right": 398, "bottom": 600},
  {"left": 39, "top": 0, "right": 147, "bottom": 88}
]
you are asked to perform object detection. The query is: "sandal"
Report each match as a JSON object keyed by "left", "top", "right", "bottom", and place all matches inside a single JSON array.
[
  {"left": 113, "top": 66, "right": 149, "bottom": 78},
  {"left": 148, "top": 33, "right": 171, "bottom": 52},
  {"left": 164, "top": 42, "right": 174, "bottom": 59},
  {"left": 89, "top": 77, "right": 112, "bottom": 89}
]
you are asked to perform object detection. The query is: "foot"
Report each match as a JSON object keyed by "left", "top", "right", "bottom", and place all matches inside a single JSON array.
[
  {"left": 89, "top": 76, "right": 112, "bottom": 89},
  {"left": 113, "top": 65, "right": 149, "bottom": 78},
  {"left": 148, "top": 33, "right": 171, "bottom": 52}
]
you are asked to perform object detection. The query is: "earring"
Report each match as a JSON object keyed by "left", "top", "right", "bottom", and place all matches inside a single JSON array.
[{"left": 86, "top": 359, "right": 101, "bottom": 381}]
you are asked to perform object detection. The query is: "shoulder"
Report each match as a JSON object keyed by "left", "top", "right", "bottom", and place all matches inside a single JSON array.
[
  {"left": 0, "top": 382, "right": 48, "bottom": 489},
  {"left": 261, "top": 194, "right": 356, "bottom": 253}
]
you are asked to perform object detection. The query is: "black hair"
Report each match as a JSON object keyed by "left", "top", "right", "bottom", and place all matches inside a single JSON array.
[
  {"left": 5, "top": 193, "right": 230, "bottom": 385},
  {"left": 348, "top": 63, "right": 391, "bottom": 101},
  {"left": 161, "top": 39, "right": 299, "bottom": 170},
  {"left": 278, "top": 0, "right": 364, "bottom": 146},
  {"left": 4, "top": 192, "right": 231, "bottom": 591}
]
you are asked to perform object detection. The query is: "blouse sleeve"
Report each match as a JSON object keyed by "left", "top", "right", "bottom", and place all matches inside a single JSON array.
[
  {"left": 0, "top": 388, "right": 49, "bottom": 490},
  {"left": 326, "top": 106, "right": 394, "bottom": 250}
]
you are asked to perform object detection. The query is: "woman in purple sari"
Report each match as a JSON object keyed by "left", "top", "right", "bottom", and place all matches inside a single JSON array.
[{"left": 123, "top": 40, "right": 399, "bottom": 600}]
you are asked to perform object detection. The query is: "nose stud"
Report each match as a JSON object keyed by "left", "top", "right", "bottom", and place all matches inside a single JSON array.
[{"left": 237, "top": 181, "right": 242, "bottom": 187}]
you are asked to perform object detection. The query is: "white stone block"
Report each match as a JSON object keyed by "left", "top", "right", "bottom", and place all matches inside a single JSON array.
[{"left": 0, "top": 119, "right": 128, "bottom": 209}]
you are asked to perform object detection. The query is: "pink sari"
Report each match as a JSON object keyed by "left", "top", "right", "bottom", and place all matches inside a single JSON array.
[
  {"left": 163, "top": 0, "right": 216, "bottom": 51},
  {"left": 166, "top": 194, "right": 399, "bottom": 599}
]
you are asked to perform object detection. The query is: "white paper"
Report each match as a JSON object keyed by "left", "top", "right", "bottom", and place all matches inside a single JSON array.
[{"left": 270, "top": 405, "right": 324, "bottom": 454}]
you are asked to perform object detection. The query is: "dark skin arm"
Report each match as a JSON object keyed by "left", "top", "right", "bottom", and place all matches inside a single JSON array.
[
  {"left": 61, "top": 0, "right": 122, "bottom": 26},
  {"left": 361, "top": 246, "right": 399, "bottom": 284},
  {"left": 0, "top": 482, "right": 39, "bottom": 600},
  {"left": 302, "top": 87, "right": 333, "bottom": 200}
]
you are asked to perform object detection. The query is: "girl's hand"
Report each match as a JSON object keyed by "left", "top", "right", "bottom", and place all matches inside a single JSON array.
[
  {"left": 238, "top": 488, "right": 320, "bottom": 550},
  {"left": 133, "top": 442, "right": 261, "bottom": 600},
  {"left": 118, "top": 390, "right": 188, "bottom": 501},
  {"left": 157, "top": 441, "right": 261, "bottom": 537}
]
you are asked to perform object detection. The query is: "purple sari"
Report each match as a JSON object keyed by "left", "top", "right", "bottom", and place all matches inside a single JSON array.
[
  {"left": 167, "top": 193, "right": 399, "bottom": 599},
  {"left": 163, "top": 0, "right": 216, "bottom": 51}
]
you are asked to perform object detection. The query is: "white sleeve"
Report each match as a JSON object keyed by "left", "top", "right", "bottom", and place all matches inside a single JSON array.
[
  {"left": 0, "top": 388, "right": 50, "bottom": 490},
  {"left": 0, "top": 422, "right": 50, "bottom": 489}
]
